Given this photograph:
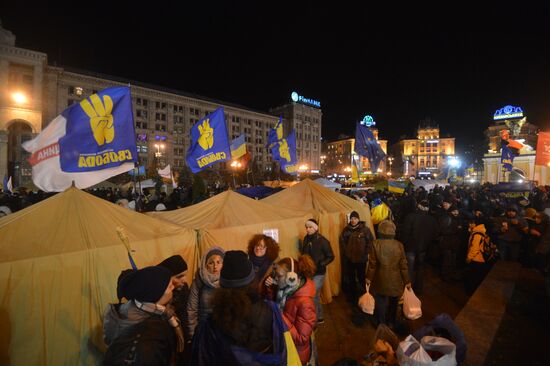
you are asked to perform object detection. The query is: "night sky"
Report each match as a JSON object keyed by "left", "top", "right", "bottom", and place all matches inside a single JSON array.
[{"left": 3, "top": 3, "right": 550, "bottom": 157}]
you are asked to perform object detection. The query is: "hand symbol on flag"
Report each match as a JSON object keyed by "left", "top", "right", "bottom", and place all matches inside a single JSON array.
[
  {"left": 80, "top": 94, "right": 114, "bottom": 146},
  {"left": 198, "top": 119, "right": 214, "bottom": 150},
  {"left": 279, "top": 139, "right": 291, "bottom": 162}
]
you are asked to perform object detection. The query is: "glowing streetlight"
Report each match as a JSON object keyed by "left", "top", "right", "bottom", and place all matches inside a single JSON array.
[
  {"left": 298, "top": 164, "right": 309, "bottom": 172},
  {"left": 12, "top": 92, "right": 28, "bottom": 105}
]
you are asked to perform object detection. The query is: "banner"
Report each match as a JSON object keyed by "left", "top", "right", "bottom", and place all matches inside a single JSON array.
[
  {"left": 22, "top": 86, "right": 137, "bottom": 191},
  {"left": 535, "top": 131, "right": 550, "bottom": 166},
  {"left": 185, "top": 107, "right": 231, "bottom": 173},
  {"left": 274, "top": 130, "right": 298, "bottom": 174}
]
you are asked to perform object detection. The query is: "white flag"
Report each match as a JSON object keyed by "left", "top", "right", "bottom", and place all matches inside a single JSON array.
[{"left": 157, "top": 164, "right": 172, "bottom": 179}]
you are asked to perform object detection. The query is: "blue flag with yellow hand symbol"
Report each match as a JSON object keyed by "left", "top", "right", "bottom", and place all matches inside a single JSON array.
[
  {"left": 271, "top": 130, "right": 298, "bottom": 174},
  {"left": 354, "top": 122, "right": 386, "bottom": 173},
  {"left": 58, "top": 86, "right": 137, "bottom": 172},
  {"left": 186, "top": 107, "right": 231, "bottom": 173},
  {"left": 267, "top": 116, "right": 284, "bottom": 148}
]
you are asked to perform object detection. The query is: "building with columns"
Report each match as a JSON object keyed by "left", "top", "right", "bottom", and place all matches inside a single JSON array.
[
  {"left": 390, "top": 122, "right": 455, "bottom": 178},
  {"left": 482, "top": 105, "right": 550, "bottom": 184},
  {"left": 0, "top": 24, "right": 322, "bottom": 187}
]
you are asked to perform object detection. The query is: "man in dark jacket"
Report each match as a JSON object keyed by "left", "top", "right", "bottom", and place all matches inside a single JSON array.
[
  {"left": 300, "top": 218, "right": 334, "bottom": 324},
  {"left": 339, "top": 211, "right": 374, "bottom": 302},
  {"left": 398, "top": 199, "right": 438, "bottom": 294},
  {"left": 103, "top": 266, "right": 183, "bottom": 366}
]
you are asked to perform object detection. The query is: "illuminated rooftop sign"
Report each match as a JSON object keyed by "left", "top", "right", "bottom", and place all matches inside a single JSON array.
[
  {"left": 291, "top": 91, "right": 321, "bottom": 108},
  {"left": 361, "top": 115, "right": 376, "bottom": 127},
  {"left": 494, "top": 105, "right": 524, "bottom": 120}
]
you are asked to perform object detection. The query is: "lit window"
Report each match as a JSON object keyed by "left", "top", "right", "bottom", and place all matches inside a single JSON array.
[{"left": 75, "top": 87, "right": 83, "bottom": 96}]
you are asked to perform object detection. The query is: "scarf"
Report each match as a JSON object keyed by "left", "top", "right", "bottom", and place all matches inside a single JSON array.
[
  {"left": 276, "top": 277, "right": 305, "bottom": 310},
  {"left": 250, "top": 254, "right": 271, "bottom": 279}
]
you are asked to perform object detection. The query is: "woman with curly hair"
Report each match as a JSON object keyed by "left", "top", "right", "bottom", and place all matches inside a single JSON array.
[
  {"left": 267, "top": 255, "right": 317, "bottom": 365},
  {"left": 247, "top": 234, "right": 281, "bottom": 292}
]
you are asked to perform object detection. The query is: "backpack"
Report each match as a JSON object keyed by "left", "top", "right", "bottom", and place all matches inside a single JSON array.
[
  {"left": 471, "top": 232, "right": 498, "bottom": 263},
  {"left": 345, "top": 229, "right": 369, "bottom": 263}
]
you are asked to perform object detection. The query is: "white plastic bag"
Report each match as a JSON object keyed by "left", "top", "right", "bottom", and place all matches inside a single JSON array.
[
  {"left": 397, "top": 335, "right": 457, "bottom": 366},
  {"left": 403, "top": 287, "right": 422, "bottom": 320},
  {"left": 358, "top": 283, "right": 375, "bottom": 314}
]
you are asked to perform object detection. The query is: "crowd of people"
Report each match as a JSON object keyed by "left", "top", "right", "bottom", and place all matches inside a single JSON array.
[{"left": 2, "top": 181, "right": 550, "bottom": 365}]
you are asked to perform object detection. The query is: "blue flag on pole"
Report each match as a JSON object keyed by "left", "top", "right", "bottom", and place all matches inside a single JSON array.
[
  {"left": 501, "top": 145, "right": 514, "bottom": 172},
  {"left": 354, "top": 123, "right": 386, "bottom": 173},
  {"left": 58, "top": 86, "right": 138, "bottom": 172},
  {"left": 280, "top": 130, "right": 298, "bottom": 174},
  {"left": 266, "top": 116, "right": 284, "bottom": 148},
  {"left": 186, "top": 107, "right": 231, "bottom": 173}
]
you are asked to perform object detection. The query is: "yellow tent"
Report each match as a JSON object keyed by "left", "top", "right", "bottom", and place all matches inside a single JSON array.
[
  {"left": 148, "top": 190, "right": 311, "bottom": 259},
  {"left": 0, "top": 187, "right": 198, "bottom": 365},
  {"left": 263, "top": 179, "right": 373, "bottom": 303}
]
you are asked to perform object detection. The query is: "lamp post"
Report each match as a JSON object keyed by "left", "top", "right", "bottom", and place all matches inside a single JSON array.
[
  {"left": 230, "top": 160, "right": 242, "bottom": 187},
  {"left": 154, "top": 143, "right": 165, "bottom": 169},
  {"left": 387, "top": 156, "right": 394, "bottom": 176}
]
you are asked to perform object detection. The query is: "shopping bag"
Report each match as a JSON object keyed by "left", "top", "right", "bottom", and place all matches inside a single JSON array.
[
  {"left": 358, "top": 283, "right": 375, "bottom": 314},
  {"left": 397, "top": 335, "right": 431, "bottom": 366},
  {"left": 403, "top": 287, "right": 422, "bottom": 320},
  {"left": 397, "top": 335, "right": 457, "bottom": 366}
]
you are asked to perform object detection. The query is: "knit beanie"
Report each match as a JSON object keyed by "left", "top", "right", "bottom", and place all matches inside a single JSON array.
[
  {"left": 305, "top": 218, "right": 319, "bottom": 231},
  {"left": 118, "top": 266, "right": 172, "bottom": 303},
  {"left": 158, "top": 255, "right": 188, "bottom": 276},
  {"left": 350, "top": 211, "right": 360, "bottom": 220},
  {"left": 378, "top": 220, "right": 396, "bottom": 236},
  {"left": 206, "top": 248, "right": 225, "bottom": 262},
  {"left": 219, "top": 250, "right": 255, "bottom": 288}
]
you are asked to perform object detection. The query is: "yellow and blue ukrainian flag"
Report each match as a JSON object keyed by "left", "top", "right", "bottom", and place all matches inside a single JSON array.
[
  {"left": 388, "top": 180, "right": 407, "bottom": 194},
  {"left": 230, "top": 134, "right": 247, "bottom": 160}
]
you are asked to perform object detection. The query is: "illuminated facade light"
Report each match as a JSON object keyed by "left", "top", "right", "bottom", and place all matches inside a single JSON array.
[
  {"left": 493, "top": 105, "right": 524, "bottom": 120},
  {"left": 12, "top": 92, "right": 28, "bottom": 104}
]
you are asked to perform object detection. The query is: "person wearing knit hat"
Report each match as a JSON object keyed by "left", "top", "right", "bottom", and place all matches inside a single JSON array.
[
  {"left": 158, "top": 254, "right": 191, "bottom": 356},
  {"left": 300, "top": 219, "right": 334, "bottom": 324},
  {"left": 340, "top": 210, "right": 374, "bottom": 307},
  {"left": 158, "top": 255, "right": 188, "bottom": 289},
  {"left": 103, "top": 266, "right": 184, "bottom": 364},
  {"left": 186, "top": 246, "right": 225, "bottom": 340},
  {"left": 219, "top": 250, "right": 256, "bottom": 288},
  {"left": 190, "top": 250, "right": 292, "bottom": 364},
  {"left": 366, "top": 220, "right": 410, "bottom": 328}
]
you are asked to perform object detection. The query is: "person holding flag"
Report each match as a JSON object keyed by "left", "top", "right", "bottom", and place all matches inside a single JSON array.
[{"left": 22, "top": 86, "right": 138, "bottom": 192}]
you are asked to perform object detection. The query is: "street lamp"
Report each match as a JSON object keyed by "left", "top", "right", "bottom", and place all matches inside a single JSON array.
[
  {"left": 154, "top": 143, "right": 165, "bottom": 168},
  {"left": 230, "top": 160, "right": 242, "bottom": 187},
  {"left": 12, "top": 91, "right": 28, "bottom": 105}
]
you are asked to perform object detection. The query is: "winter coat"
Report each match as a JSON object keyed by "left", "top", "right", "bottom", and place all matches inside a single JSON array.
[
  {"left": 339, "top": 221, "right": 374, "bottom": 263},
  {"left": 191, "top": 299, "right": 280, "bottom": 365},
  {"left": 366, "top": 237, "right": 410, "bottom": 297},
  {"left": 496, "top": 216, "right": 528, "bottom": 243},
  {"left": 399, "top": 210, "right": 438, "bottom": 254},
  {"left": 186, "top": 273, "right": 217, "bottom": 339},
  {"left": 467, "top": 224, "right": 487, "bottom": 263},
  {"left": 103, "top": 302, "right": 176, "bottom": 366},
  {"left": 300, "top": 232, "right": 334, "bottom": 275},
  {"left": 281, "top": 279, "right": 316, "bottom": 364}
]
